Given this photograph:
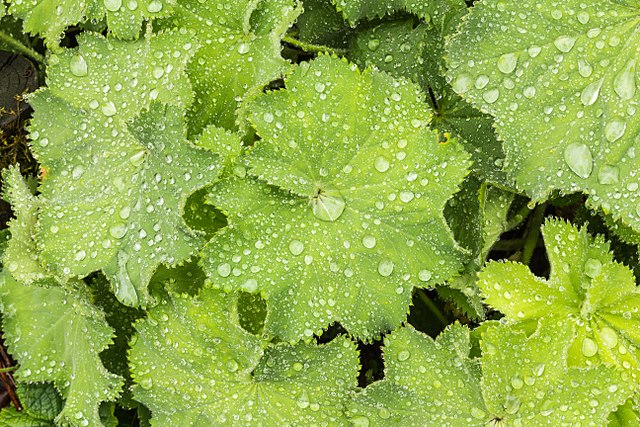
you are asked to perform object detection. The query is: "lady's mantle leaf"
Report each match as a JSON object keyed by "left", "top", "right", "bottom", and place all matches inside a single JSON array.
[
  {"left": 333, "top": 0, "right": 466, "bottom": 28},
  {"left": 479, "top": 219, "right": 640, "bottom": 382},
  {"left": 159, "top": 0, "right": 301, "bottom": 134},
  {"left": 347, "top": 320, "right": 633, "bottom": 425},
  {"left": 201, "top": 55, "right": 470, "bottom": 342},
  {"left": 1, "top": 166, "right": 48, "bottom": 285},
  {"left": 0, "top": 272, "right": 123, "bottom": 427},
  {"left": 8, "top": 0, "right": 175, "bottom": 47},
  {"left": 447, "top": 1, "right": 640, "bottom": 231},
  {"left": 29, "top": 32, "right": 222, "bottom": 307},
  {"left": 129, "top": 288, "right": 359, "bottom": 426}
]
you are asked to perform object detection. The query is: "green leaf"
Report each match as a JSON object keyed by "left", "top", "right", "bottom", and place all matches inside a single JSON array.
[
  {"left": 17, "top": 383, "right": 63, "bottom": 422},
  {"left": 7, "top": 0, "right": 175, "bottom": 47},
  {"left": 129, "top": 288, "right": 359, "bottom": 425},
  {"left": 0, "top": 272, "right": 123, "bottom": 427},
  {"left": 159, "top": 0, "right": 301, "bottom": 134},
  {"left": 297, "top": 0, "right": 351, "bottom": 48},
  {"left": 1, "top": 166, "right": 48, "bottom": 285},
  {"left": 447, "top": 1, "right": 640, "bottom": 231},
  {"left": 333, "top": 0, "right": 465, "bottom": 28},
  {"left": 201, "top": 55, "right": 471, "bottom": 342},
  {"left": 478, "top": 219, "right": 640, "bottom": 380},
  {"left": 0, "top": 407, "right": 53, "bottom": 427},
  {"left": 348, "top": 320, "right": 633, "bottom": 425},
  {"left": 29, "top": 32, "right": 222, "bottom": 306}
]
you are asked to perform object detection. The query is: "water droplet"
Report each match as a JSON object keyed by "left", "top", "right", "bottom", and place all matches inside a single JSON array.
[
  {"left": 72, "top": 165, "right": 85, "bottom": 179},
  {"left": 581, "top": 79, "right": 603, "bottom": 106},
  {"left": 577, "top": 59, "right": 593, "bottom": 78},
  {"left": 119, "top": 206, "right": 131, "bottom": 219},
  {"left": 263, "top": 112, "right": 274, "bottom": 123},
  {"left": 471, "top": 407, "right": 486, "bottom": 419},
  {"left": 129, "top": 150, "right": 146, "bottom": 167},
  {"left": 314, "top": 82, "right": 325, "bottom": 93},
  {"left": 288, "top": 240, "right": 304, "bottom": 256},
  {"left": 312, "top": 190, "right": 345, "bottom": 222},
  {"left": 378, "top": 408, "right": 391, "bottom": 419},
  {"left": 139, "top": 377, "right": 153, "bottom": 389},
  {"left": 102, "top": 101, "right": 117, "bottom": 117},
  {"left": 109, "top": 223, "right": 127, "bottom": 239},
  {"left": 483, "top": 88, "right": 499, "bottom": 104},
  {"left": 597, "top": 165, "right": 619, "bottom": 185},
  {"left": 367, "top": 38, "right": 380, "bottom": 51},
  {"left": 599, "top": 327, "right": 618, "bottom": 348},
  {"left": 351, "top": 416, "right": 370, "bottom": 427},
  {"left": 511, "top": 376, "right": 524, "bottom": 389},
  {"left": 523, "top": 86, "right": 536, "bottom": 98},
  {"left": 475, "top": 75, "right": 490, "bottom": 89},
  {"left": 362, "top": 235, "right": 376, "bottom": 249},
  {"left": 152, "top": 66, "right": 164, "bottom": 79},
  {"left": 497, "top": 53, "right": 517, "bottom": 74},
  {"left": 418, "top": 270, "right": 432, "bottom": 282},
  {"left": 564, "top": 143, "right": 593, "bottom": 179},
  {"left": 554, "top": 35, "right": 576, "bottom": 52},
  {"left": 452, "top": 74, "right": 473, "bottom": 93},
  {"left": 226, "top": 360, "right": 239, "bottom": 372},
  {"left": 397, "top": 350, "right": 410, "bottom": 361},
  {"left": 577, "top": 11, "right": 590, "bottom": 24},
  {"left": 104, "top": 0, "right": 122, "bottom": 11},
  {"left": 147, "top": 0, "right": 162, "bottom": 12},
  {"left": 377, "top": 259, "right": 394, "bottom": 277},
  {"left": 374, "top": 156, "right": 390, "bottom": 172},
  {"left": 70, "top": 54, "right": 88, "bottom": 77},
  {"left": 528, "top": 45, "right": 542, "bottom": 57},
  {"left": 605, "top": 119, "right": 626, "bottom": 143},
  {"left": 237, "top": 42, "right": 250, "bottom": 55},
  {"left": 582, "top": 337, "right": 598, "bottom": 357},
  {"left": 399, "top": 190, "right": 414, "bottom": 203},
  {"left": 74, "top": 250, "right": 86, "bottom": 261},
  {"left": 614, "top": 60, "right": 636, "bottom": 100},
  {"left": 127, "top": 0, "right": 138, "bottom": 10},
  {"left": 217, "top": 263, "right": 231, "bottom": 277}
]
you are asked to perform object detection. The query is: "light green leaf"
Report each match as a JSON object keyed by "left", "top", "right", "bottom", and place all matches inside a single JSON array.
[
  {"left": 478, "top": 219, "right": 640, "bottom": 381},
  {"left": 1, "top": 166, "right": 48, "bottom": 285},
  {"left": 0, "top": 272, "right": 122, "bottom": 427},
  {"left": 7, "top": 0, "right": 175, "bottom": 47},
  {"left": 447, "top": 1, "right": 640, "bottom": 231},
  {"left": 0, "top": 407, "right": 53, "bottom": 427},
  {"left": 297, "top": 0, "right": 351, "bottom": 48},
  {"left": 159, "top": 0, "right": 301, "bottom": 134},
  {"left": 29, "top": 32, "right": 222, "bottom": 307},
  {"left": 201, "top": 55, "right": 471, "bottom": 342},
  {"left": 17, "top": 383, "right": 63, "bottom": 422},
  {"left": 129, "top": 288, "right": 359, "bottom": 426},
  {"left": 333, "top": 0, "right": 465, "bottom": 28},
  {"left": 348, "top": 319, "right": 633, "bottom": 425}
]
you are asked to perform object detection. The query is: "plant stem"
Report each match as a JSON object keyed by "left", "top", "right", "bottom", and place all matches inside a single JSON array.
[
  {"left": 417, "top": 290, "right": 448, "bottom": 328},
  {"left": 0, "top": 31, "right": 44, "bottom": 65},
  {"left": 521, "top": 203, "right": 547, "bottom": 266},
  {"left": 281, "top": 36, "right": 346, "bottom": 56},
  {"left": 491, "top": 239, "right": 524, "bottom": 252},
  {"left": 0, "top": 366, "right": 16, "bottom": 373},
  {"left": 505, "top": 203, "right": 533, "bottom": 232}
]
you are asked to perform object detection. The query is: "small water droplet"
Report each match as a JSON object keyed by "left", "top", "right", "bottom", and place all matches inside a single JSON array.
[
  {"left": 103, "top": 0, "right": 122, "bottom": 11},
  {"left": 475, "top": 75, "right": 490, "bottom": 89},
  {"left": 288, "top": 240, "right": 304, "bottom": 256},
  {"left": 74, "top": 250, "right": 86, "bottom": 261},
  {"left": 452, "top": 74, "right": 473, "bottom": 93},
  {"left": 577, "top": 11, "right": 590, "bottom": 24},
  {"left": 497, "top": 53, "right": 517, "bottom": 74},
  {"left": 483, "top": 88, "right": 499, "bottom": 104},
  {"left": 367, "top": 39, "right": 380, "bottom": 51},
  {"left": 152, "top": 66, "right": 164, "bottom": 79},
  {"left": 564, "top": 143, "right": 593, "bottom": 179},
  {"left": 362, "top": 235, "right": 376, "bottom": 249},
  {"left": 554, "top": 35, "right": 576, "bottom": 52},
  {"left": 614, "top": 60, "right": 636, "bottom": 100},
  {"left": 109, "top": 223, "right": 127, "bottom": 239},
  {"left": 139, "top": 377, "right": 153, "bottom": 389},
  {"left": 374, "top": 156, "right": 390, "bottom": 173},
  {"left": 217, "top": 263, "right": 231, "bottom": 277},
  {"left": 577, "top": 59, "right": 593, "bottom": 78},
  {"left": 226, "top": 360, "right": 239, "bottom": 372},
  {"left": 397, "top": 350, "right": 410, "bottom": 361},
  {"left": 599, "top": 327, "right": 618, "bottom": 348},
  {"left": 146, "top": 0, "right": 162, "bottom": 12},
  {"left": 237, "top": 42, "right": 250, "bottom": 55},
  {"left": 418, "top": 270, "right": 432, "bottom": 282},
  {"left": 511, "top": 376, "right": 524, "bottom": 389},
  {"left": 605, "top": 119, "right": 626, "bottom": 143},
  {"left": 582, "top": 337, "right": 598, "bottom": 357},
  {"left": 377, "top": 259, "right": 394, "bottom": 277},
  {"left": 102, "top": 101, "right": 117, "bottom": 116},
  {"left": 351, "top": 416, "right": 370, "bottom": 427},
  {"left": 581, "top": 79, "right": 603, "bottom": 106},
  {"left": 69, "top": 54, "right": 88, "bottom": 77}
]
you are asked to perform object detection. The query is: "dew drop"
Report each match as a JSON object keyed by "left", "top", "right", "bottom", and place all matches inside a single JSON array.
[
  {"left": 564, "top": 142, "right": 593, "bottom": 179},
  {"left": 475, "top": 75, "right": 490, "bottom": 89},
  {"left": 237, "top": 42, "right": 250, "bottom": 55},
  {"left": 577, "top": 11, "right": 590, "bottom": 24},
  {"left": 362, "top": 235, "right": 376, "bottom": 249},
  {"left": 483, "top": 88, "right": 499, "bottom": 104},
  {"left": 577, "top": 59, "right": 593, "bottom": 78},
  {"left": 226, "top": 360, "right": 239, "bottom": 373},
  {"left": 312, "top": 191, "right": 345, "bottom": 222},
  {"left": 74, "top": 250, "right": 86, "bottom": 261},
  {"left": 101, "top": 101, "right": 117, "bottom": 117},
  {"left": 581, "top": 79, "right": 603, "bottom": 106},
  {"left": 109, "top": 223, "right": 127, "bottom": 239},
  {"left": 152, "top": 66, "right": 164, "bottom": 79},
  {"left": 147, "top": 0, "right": 162, "bottom": 12},
  {"left": 452, "top": 74, "right": 473, "bottom": 93},
  {"left": 581, "top": 337, "right": 598, "bottom": 357},
  {"left": 69, "top": 54, "right": 88, "bottom": 77},
  {"left": 511, "top": 376, "right": 524, "bottom": 390},
  {"left": 597, "top": 165, "right": 619, "bottom": 185},
  {"left": 139, "top": 377, "right": 153, "bottom": 389},
  {"left": 104, "top": 0, "right": 122, "bottom": 11},
  {"left": 374, "top": 156, "right": 390, "bottom": 172},
  {"left": 288, "top": 240, "right": 304, "bottom": 256},
  {"left": 296, "top": 391, "right": 310, "bottom": 409},
  {"left": 367, "top": 38, "right": 380, "bottom": 51},
  {"left": 377, "top": 259, "right": 394, "bottom": 277},
  {"left": 599, "top": 327, "right": 618, "bottom": 349},
  {"left": 418, "top": 270, "right": 432, "bottom": 282},
  {"left": 605, "top": 119, "right": 626, "bottom": 143},
  {"left": 554, "top": 35, "right": 576, "bottom": 52},
  {"left": 217, "top": 263, "right": 231, "bottom": 278},
  {"left": 497, "top": 53, "right": 517, "bottom": 74},
  {"left": 351, "top": 416, "right": 370, "bottom": 427},
  {"left": 397, "top": 350, "right": 410, "bottom": 361},
  {"left": 523, "top": 86, "right": 536, "bottom": 98},
  {"left": 613, "top": 60, "right": 636, "bottom": 100}
]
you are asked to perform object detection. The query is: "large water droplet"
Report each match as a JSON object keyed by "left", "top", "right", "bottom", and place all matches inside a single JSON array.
[
  {"left": 584, "top": 258, "right": 602, "bottom": 278},
  {"left": 564, "top": 143, "right": 593, "bottom": 179},
  {"left": 312, "top": 190, "right": 345, "bottom": 222},
  {"left": 483, "top": 88, "right": 499, "bottom": 104},
  {"left": 581, "top": 79, "right": 603, "bottom": 106},
  {"left": 582, "top": 337, "right": 598, "bottom": 357},
  {"left": 288, "top": 240, "right": 304, "bottom": 256},
  {"left": 614, "top": 60, "right": 636, "bottom": 100},
  {"left": 554, "top": 35, "right": 576, "bottom": 52},
  {"left": 351, "top": 416, "right": 370, "bottom": 427},
  {"left": 377, "top": 259, "right": 394, "bottom": 277},
  {"left": 418, "top": 270, "right": 432, "bottom": 282},
  {"left": 497, "top": 53, "right": 517, "bottom": 74},
  {"left": 217, "top": 263, "right": 231, "bottom": 277},
  {"left": 110, "top": 223, "right": 127, "bottom": 239},
  {"left": 597, "top": 165, "right": 619, "bottom": 185},
  {"left": 599, "top": 327, "right": 618, "bottom": 348},
  {"left": 102, "top": 101, "right": 117, "bottom": 117},
  {"left": 511, "top": 376, "right": 524, "bottom": 389},
  {"left": 452, "top": 74, "right": 473, "bottom": 93},
  {"left": 397, "top": 350, "right": 410, "bottom": 361},
  {"left": 374, "top": 156, "right": 390, "bottom": 172},
  {"left": 70, "top": 54, "right": 88, "bottom": 77},
  {"left": 104, "top": 0, "right": 122, "bottom": 11},
  {"left": 296, "top": 391, "right": 310, "bottom": 409},
  {"left": 605, "top": 119, "right": 626, "bottom": 143},
  {"left": 147, "top": 0, "right": 162, "bottom": 12},
  {"left": 362, "top": 235, "right": 376, "bottom": 249},
  {"left": 577, "top": 59, "right": 593, "bottom": 78}
]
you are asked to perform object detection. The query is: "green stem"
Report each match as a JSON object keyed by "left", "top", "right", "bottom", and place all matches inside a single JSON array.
[
  {"left": 281, "top": 36, "right": 346, "bottom": 56},
  {"left": 491, "top": 239, "right": 524, "bottom": 252},
  {"left": 417, "top": 290, "right": 448, "bottom": 328},
  {"left": 505, "top": 203, "right": 533, "bottom": 232},
  {"left": 0, "top": 31, "right": 44, "bottom": 65},
  {"left": 521, "top": 203, "right": 547, "bottom": 266},
  {"left": 0, "top": 366, "right": 17, "bottom": 373}
]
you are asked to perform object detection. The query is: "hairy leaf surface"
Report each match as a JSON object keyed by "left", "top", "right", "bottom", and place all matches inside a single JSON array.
[
  {"left": 348, "top": 320, "right": 632, "bottom": 425},
  {"left": 7, "top": 0, "right": 174, "bottom": 46},
  {"left": 130, "top": 288, "right": 359, "bottom": 426},
  {"left": 159, "top": 0, "right": 301, "bottom": 134},
  {"left": 29, "top": 32, "right": 221, "bottom": 307},
  {"left": 0, "top": 272, "right": 122, "bottom": 427},
  {"left": 201, "top": 55, "right": 470, "bottom": 342},
  {"left": 479, "top": 219, "right": 640, "bottom": 382},
  {"left": 447, "top": 1, "right": 640, "bottom": 230},
  {"left": 334, "top": 0, "right": 465, "bottom": 27}
]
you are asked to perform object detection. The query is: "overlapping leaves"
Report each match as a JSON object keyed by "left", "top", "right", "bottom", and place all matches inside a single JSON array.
[
  {"left": 348, "top": 320, "right": 633, "bottom": 425},
  {"left": 29, "top": 32, "right": 222, "bottom": 307},
  {"left": 479, "top": 219, "right": 640, "bottom": 383},
  {"left": 129, "top": 288, "right": 359, "bottom": 426},
  {"left": 201, "top": 54, "right": 471, "bottom": 342},
  {"left": 447, "top": 0, "right": 640, "bottom": 231}
]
